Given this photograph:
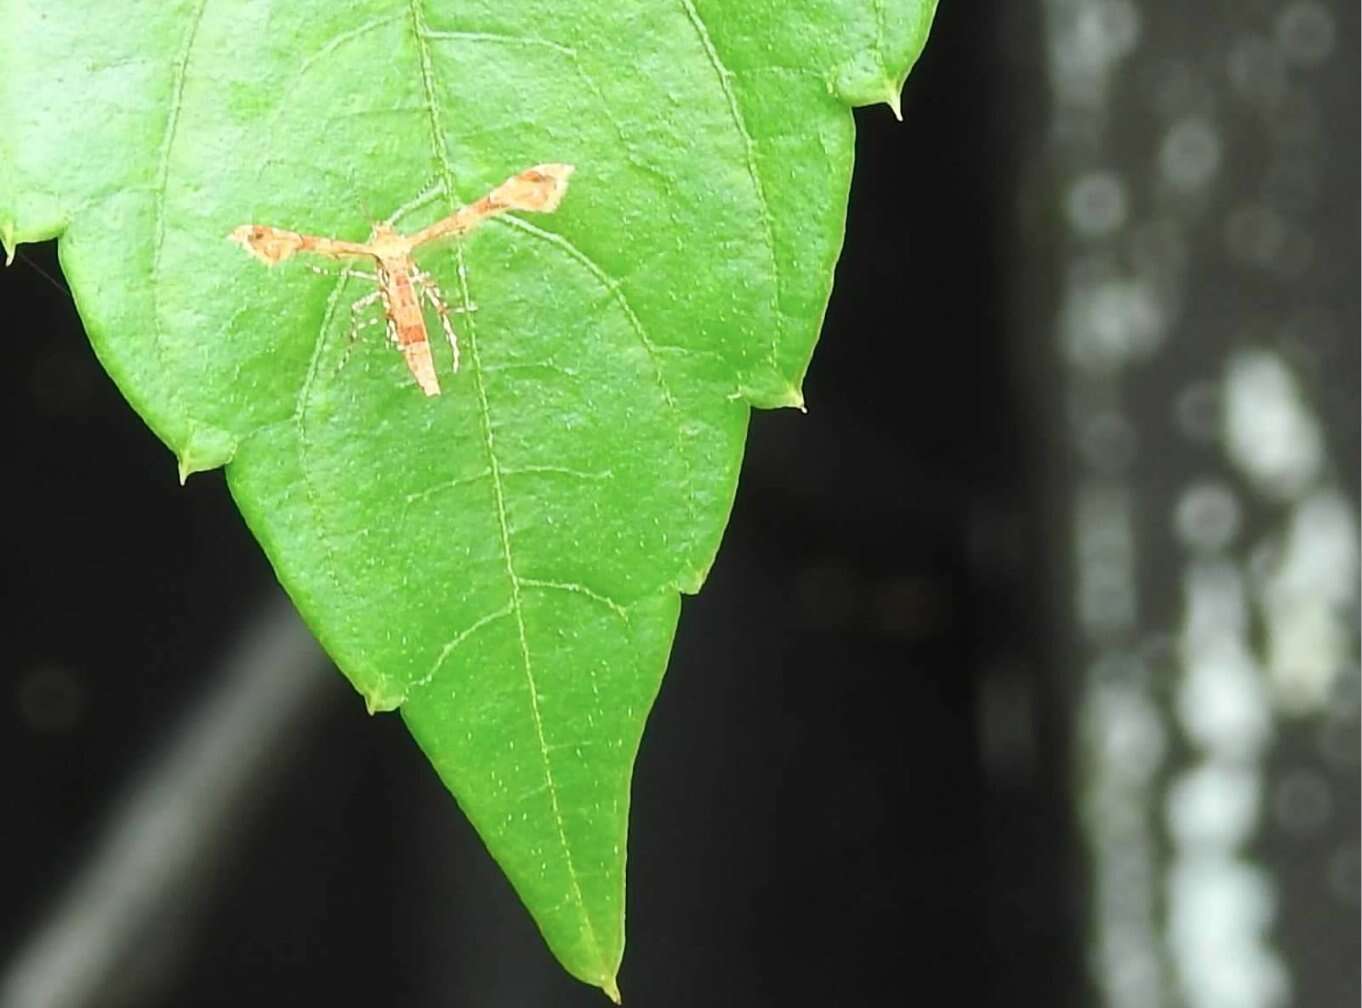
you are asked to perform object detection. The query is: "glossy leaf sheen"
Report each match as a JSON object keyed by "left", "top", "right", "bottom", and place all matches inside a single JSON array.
[{"left": 1, "top": 0, "right": 935, "bottom": 996}]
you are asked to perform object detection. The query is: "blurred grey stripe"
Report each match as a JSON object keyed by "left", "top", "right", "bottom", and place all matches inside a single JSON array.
[{"left": 1, "top": 595, "right": 335, "bottom": 1008}]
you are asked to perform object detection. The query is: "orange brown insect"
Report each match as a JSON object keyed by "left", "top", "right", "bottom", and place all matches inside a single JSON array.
[{"left": 230, "top": 164, "right": 574, "bottom": 396}]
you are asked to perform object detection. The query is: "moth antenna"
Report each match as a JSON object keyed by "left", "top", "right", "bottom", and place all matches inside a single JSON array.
[
  {"left": 383, "top": 179, "right": 447, "bottom": 228},
  {"left": 358, "top": 193, "right": 378, "bottom": 233}
]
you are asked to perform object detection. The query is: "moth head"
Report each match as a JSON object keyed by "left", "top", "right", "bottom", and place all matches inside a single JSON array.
[{"left": 365, "top": 221, "right": 408, "bottom": 257}]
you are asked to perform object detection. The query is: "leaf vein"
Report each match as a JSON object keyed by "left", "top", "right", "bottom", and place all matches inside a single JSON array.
[
  {"left": 403, "top": 467, "right": 494, "bottom": 506},
  {"left": 407, "top": 0, "right": 606, "bottom": 975},
  {"left": 291, "top": 281, "right": 366, "bottom": 665},
  {"left": 499, "top": 464, "right": 613, "bottom": 483},
  {"left": 518, "top": 578, "right": 631, "bottom": 623},
  {"left": 677, "top": 0, "right": 783, "bottom": 377},
  {"left": 494, "top": 214, "right": 702, "bottom": 579},
  {"left": 296, "top": 12, "right": 406, "bottom": 83},
  {"left": 419, "top": 27, "right": 577, "bottom": 58},
  {"left": 413, "top": 603, "right": 516, "bottom": 689},
  {"left": 149, "top": 0, "right": 209, "bottom": 436},
  {"left": 419, "top": 26, "right": 669, "bottom": 188}
]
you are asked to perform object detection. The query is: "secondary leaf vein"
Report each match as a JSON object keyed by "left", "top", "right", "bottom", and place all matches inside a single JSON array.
[
  {"left": 296, "top": 12, "right": 406, "bottom": 83},
  {"left": 495, "top": 215, "right": 703, "bottom": 582},
  {"left": 149, "top": 0, "right": 209, "bottom": 433},
  {"left": 413, "top": 603, "right": 516, "bottom": 689},
  {"left": 518, "top": 578, "right": 631, "bottom": 623}
]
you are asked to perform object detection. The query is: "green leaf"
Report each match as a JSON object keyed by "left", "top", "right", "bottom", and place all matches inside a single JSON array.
[{"left": 1, "top": 0, "right": 936, "bottom": 997}]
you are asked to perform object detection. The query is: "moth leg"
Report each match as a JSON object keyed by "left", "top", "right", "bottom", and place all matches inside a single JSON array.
[
  {"left": 348, "top": 287, "right": 383, "bottom": 318},
  {"left": 304, "top": 263, "right": 379, "bottom": 282},
  {"left": 345, "top": 287, "right": 384, "bottom": 342},
  {"left": 413, "top": 270, "right": 476, "bottom": 314},
  {"left": 340, "top": 316, "right": 406, "bottom": 379},
  {"left": 334, "top": 288, "right": 386, "bottom": 375},
  {"left": 417, "top": 278, "right": 461, "bottom": 374}
]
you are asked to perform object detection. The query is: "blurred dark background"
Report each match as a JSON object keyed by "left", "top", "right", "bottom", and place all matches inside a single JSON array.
[{"left": 2, "top": 2, "right": 1356, "bottom": 1006}]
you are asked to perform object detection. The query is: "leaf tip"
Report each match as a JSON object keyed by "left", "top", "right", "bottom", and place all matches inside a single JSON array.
[
  {"left": 886, "top": 88, "right": 904, "bottom": 121},
  {"left": 1, "top": 223, "right": 13, "bottom": 267},
  {"left": 777, "top": 384, "right": 807, "bottom": 412},
  {"left": 363, "top": 694, "right": 402, "bottom": 715},
  {"left": 832, "top": 51, "right": 907, "bottom": 119},
  {"left": 176, "top": 424, "right": 238, "bottom": 483},
  {"left": 362, "top": 677, "right": 406, "bottom": 714},
  {"left": 735, "top": 381, "right": 806, "bottom": 411},
  {"left": 675, "top": 568, "right": 708, "bottom": 595},
  {"left": 601, "top": 976, "right": 622, "bottom": 1004}
]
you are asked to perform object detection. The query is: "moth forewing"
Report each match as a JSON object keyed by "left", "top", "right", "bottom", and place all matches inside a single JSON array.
[
  {"left": 408, "top": 163, "right": 575, "bottom": 248},
  {"left": 228, "top": 224, "right": 374, "bottom": 267}
]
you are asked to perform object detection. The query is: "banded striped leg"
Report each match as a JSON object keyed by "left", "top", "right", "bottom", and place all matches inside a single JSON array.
[
  {"left": 415, "top": 276, "right": 472, "bottom": 375},
  {"left": 304, "top": 263, "right": 379, "bottom": 283},
  {"left": 334, "top": 288, "right": 385, "bottom": 374}
]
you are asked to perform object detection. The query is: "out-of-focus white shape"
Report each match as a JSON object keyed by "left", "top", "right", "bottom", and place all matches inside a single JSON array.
[
  {"left": 1083, "top": 0, "right": 1141, "bottom": 57},
  {"left": 1222, "top": 351, "right": 1324, "bottom": 500},
  {"left": 1161, "top": 118, "right": 1222, "bottom": 191},
  {"left": 1256, "top": 491, "right": 1359, "bottom": 712},
  {"left": 1067, "top": 171, "right": 1129, "bottom": 236},
  {"left": 1048, "top": 0, "right": 1141, "bottom": 105},
  {"left": 1170, "top": 549, "right": 1286, "bottom": 1007},
  {"left": 1178, "top": 562, "right": 1274, "bottom": 758},
  {"left": 1184, "top": 559, "right": 1250, "bottom": 640},
  {"left": 1077, "top": 484, "right": 1138, "bottom": 636},
  {"left": 1167, "top": 855, "right": 1290, "bottom": 1008},
  {"left": 1089, "top": 679, "right": 1168, "bottom": 785},
  {"left": 1083, "top": 651, "right": 1170, "bottom": 1008},
  {"left": 1275, "top": 1, "right": 1335, "bottom": 67},
  {"left": 1266, "top": 490, "right": 1356, "bottom": 611},
  {"left": 1175, "top": 481, "right": 1243, "bottom": 553},
  {"left": 1098, "top": 919, "right": 1166, "bottom": 1008},
  {"left": 1064, "top": 278, "right": 1169, "bottom": 372},
  {"left": 1167, "top": 761, "right": 1261, "bottom": 849}
]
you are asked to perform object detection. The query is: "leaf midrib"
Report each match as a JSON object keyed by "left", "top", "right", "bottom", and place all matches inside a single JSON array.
[{"left": 403, "top": 0, "right": 609, "bottom": 978}]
